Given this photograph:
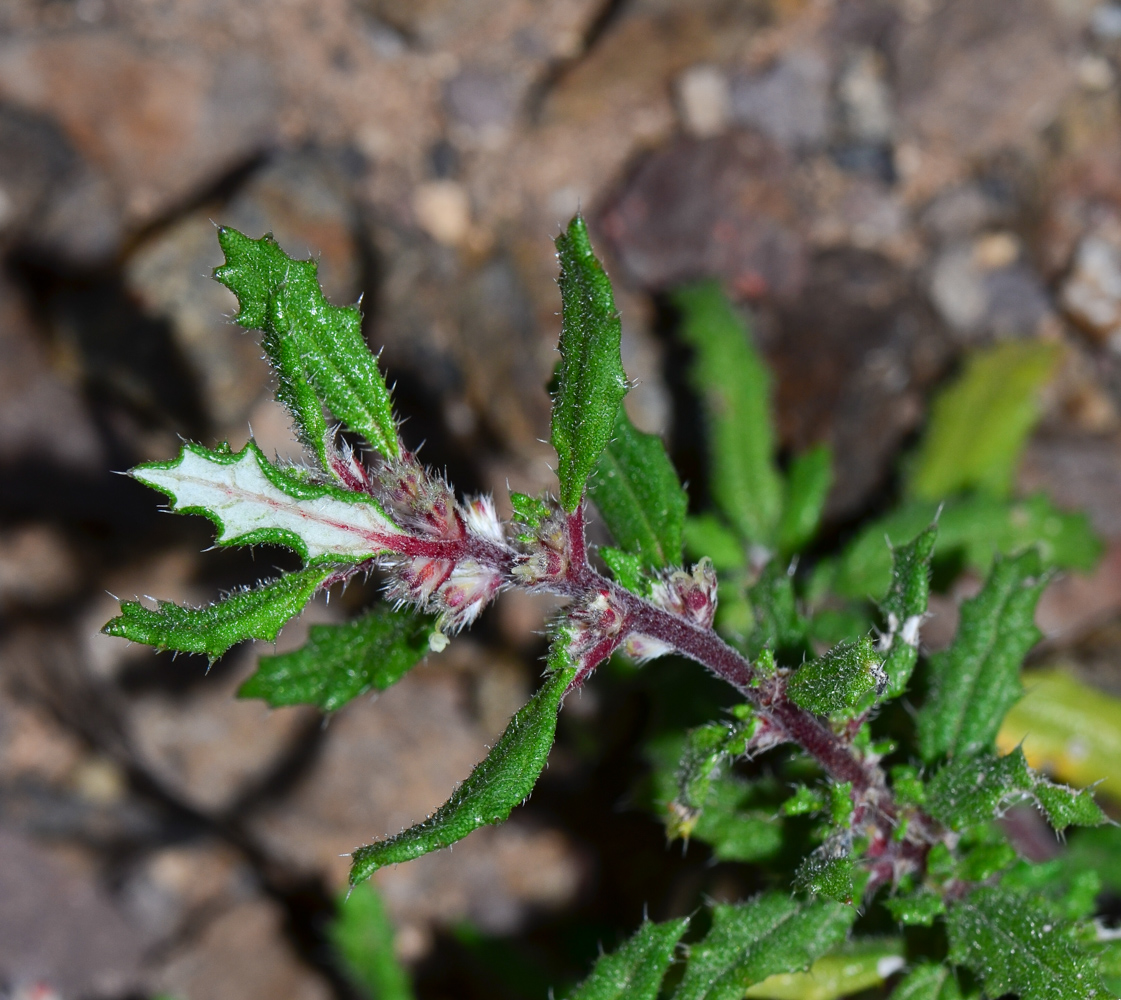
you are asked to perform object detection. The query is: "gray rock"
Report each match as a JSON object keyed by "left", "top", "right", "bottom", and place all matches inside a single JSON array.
[{"left": 729, "top": 49, "right": 830, "bottom": 151}]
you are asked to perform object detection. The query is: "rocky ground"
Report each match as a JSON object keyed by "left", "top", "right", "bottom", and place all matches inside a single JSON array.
[{"left": 4, "top": 0, "right": 1121, "bottom": 997}]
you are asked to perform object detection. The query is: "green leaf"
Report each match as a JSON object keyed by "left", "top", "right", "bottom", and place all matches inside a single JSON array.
[
  {"left": 998, "top": 669, "right": 1121, "bottom": 800},
  {"left": 777, "top": 445, "right": 832, "bottom": 557},
  {"left": 552, "top": 215, "right": 629, "bottom": 512},
  {"left": 926, "top": 748, "right": 1034, "bottom": 831},
  {"left": 510, "top": 492, "right": 551, "bottom": 529},
  {"left": 672, "top": 894, "right": 854, "bottom": 1000},
  {"left": 601, "top": 547, "right": 648, "bottom": 595},
  {"left": 239, "top": 605, "right": 434, "bottom": 711},
  {"left": 330, "top": 882, "right": 415, "bottom": 1000},
  {"left": 884, "top": 890, "right": 946, "bottom": 927},
  {"left": 684, "top": 514, "right": 746, "bottom": 572},
  {"left": 129, "top": 441, "right": 400, "bottom": 564},
  {"left": 214, "top": 227, "right": 399, "bottom": 461},
  {"left": 746, "top": 561, "right": 808, "bottom": 660},
  {"left": 567, "top": 917, "right": 690, "bottom": 1000},
  {"left": 1033, "top": 781, "right": 1107, "bottom": 830},
  {"left": 888, "top": 963, "right": 970, "bottom": 1000},
  {"left": 787, "top": 637, "right": 884, "bottom": 718},
  {"left": 909, "top": 340, "right": 1061, "bottom": 501},
  {"left": 675, "top": 281, "right": 782, "bottom": 546},
  {"left": 918, "top": 550, "right": 1046, "bottom": 762},
  {"left": 946, "top": 886, "right": 1103, "bottom": 1000},
  {"left": 794, "top": 852, "right": 855, "bottom": 904},
  {"left": 103, "top": 565, "right": 330, "bottom": 661},
  {"left": 348, "top": 640, "right": 577, "bottom": 885},
  {"left": 830, "top": 494, "right": 1099, "bottom": 602},
  {"left": 673, "top": 722, "right": 750, "bottom": 822},
  {"left": 878, "top": 524, "right": 936, "bottom": 700},
  {"left": 589, "top": 404, "right": 688, "bottom": 568},
  {"left": 744, "top": 939, "right": 905, "bottom": 1000}
]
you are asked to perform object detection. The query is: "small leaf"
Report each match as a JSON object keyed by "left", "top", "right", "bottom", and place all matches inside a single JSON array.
[
  {"left": 330, "top": 882, "right": 415, "bottom": 1000},
  {"left": 794, "top": 852, "right": 854, "bottom": 904},
  {"left": 567, "top": 917, "right": 690, "bottom": 1000},
  {"left": 348, "top": 641, "right": 577, "bottom": 885},
  {"left": 214, "top": 227, "right": 399, "bottom": 461},
  {"left": 831, "top": 494, "right": 1099, "bottom": 602},
  {"left": 601, "top": 547, "right": 648, "bottom": 595},
  {"left": 998, "top": 669, "right": 1121, "bottom": 800},
  {"left": 670, "top": 721, "right": 753, "bottom": 838},
  {"left": 787, "top": 637, "right": 884, "bottom": 718},
  {"left": 675, "top": 281, "right": 783, "bottom": 546},
  {"left": 878, "top": 524, "right": 936, "bottom": 700},
  {"left": 744, "top": 939, "right": 905, "bottom": 1000},
  {"left": 777, "top": 445, "right": 832, "bottom": 557},
  {"left": 239, "top": 605, "right": 434, "bottom": 711},
  {"left": 132, "top": 441, "right": 400, "bottom": 564},
  {"left": 747, "top": 561, "right": 808, "bottom": 660},
  {"left": 672, "top": 894, "right": 854, "bottom": 1000},
  {"left": 888, "top": 963, "right": 969, "bottom": 1000},
  {"left": 552, "top": 215, "right": 629, "bottom": 512},
  {"left": 946, "top": 886, "right": 1103, "bottom": 1000},
  {"left": 909, "top": 340, "right": 1061, "bottom": 501},
  {"left": 918, "top": 550, "right": 1046, "bottom": 762},
  {"left": 884, "top": 890, "right": 946, "bottom": 927},
  {"left": 103, "top": 565, "right": 330, "bottom": 660},
  {"left": 684, "top": 514, "right": 746, "bottom": 571},
  {"left": 510, "top": 492, "right": 552, "bottom": 529},
  {"left": 589, "top": 404, "right": 688, "bottom": 568},
  {"left": 1033, "top": 781, "right": 1107, "bottom": 830},
  {"left": 926, "top": 748, "right": 1035, "bottom": 831}
]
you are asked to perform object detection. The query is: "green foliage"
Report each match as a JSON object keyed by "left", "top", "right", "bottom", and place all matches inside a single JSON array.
[
  {"left": 330, "top": 882, "right": 415, "bottom": 1000},
  {"left": 674, "top": 281, "right": 782, "bottom": 545},
  {"left": 214, "top": 227, "right": 399, "bottom": 461},
  {"left": 786, "top": 637, "right": 882, "bottom": 718},
  {"left": 794, "top": 852, "right": 855, "bottom": 904},
  {"left": 926, "top": 748, "right": 1035, "bottom": 830},
  {"left": 239, "top": 605, "right": 434, "bottom": 711},
  {"left": 777, "top": 445, "right": 832, "bottom": 557},
  {"left": 918, "top": 550, "right": 1047, "bottom": 762},
  {"left": 566, "top": 917, "right": 690, "bottom": 1000},
  {"left": 884, "top": 890, "right": 945, "bottom": 927},
  {"left": 589, "top": 404, "right": 688, "bottom": 569},
  {"left": 684, "top": 514, "right": 745, "bottom": 571},
  {"left": 945, "top": 886, "right": 1104, "bottom": 1000},
  {"left": 348, "top": 644, "right": 576, "bottom": 886},
  {"left": 552, "top": 215, "right": 629, "bottom": 512},
  {"left": 829, "top": 493, "right": 1098, "bottom": 601},
  {"left": 878, "top": 524, "right": 936, "bottom": 699},
  {"left": 909, "top": 340, "right": 1060, "bottom": 501},
  {"left": 102, "top": 565, "right": 330, "bottom": 661},
  {"left": 671, "top": 894, "right": 854, "bottom": 1000},
  {"left": 746, "top": 561, "right": 808, "bottom": 659},
  {"left": 998, "top": 668, "right": 1121, "bottom": 798},
  {"left": 888, "top": 964, "right": 972, "bottom": 1000},
  {"left": 600, "top": 546, "right": 648, "bottom": 594},
  {"left": 743, "top": 939, "right": 904, "bottom": 1000}
]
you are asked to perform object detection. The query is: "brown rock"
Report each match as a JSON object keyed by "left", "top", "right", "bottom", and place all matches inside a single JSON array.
[
  {"left": 895, "top": 0, "right": 1075, "bottom": 163},
  {"left": 155, "top": 899, "right": 331, "bottom": 1000},
  {"left": 0, "top": 33, "right": 277, "bottom": 229},
  {"left": 0, "top": 524, "right": 80, "bottom": 611},
  {"left": 246, "top": 642, "right": 582, "bottom": 936},
  {"left": 0, "top": 277, "right": 102, "bottom": 469},
  {"left": 0, "top": 825, "right": 144, "bottom": 997},
  {"left": 600, "top": 130, "right": 808, "bottom": 301},
  {"left": 127, "top": 649, "right": 318, "bottom": 815},
  {"left": 1019, "top": 432, "right": 1121, "bottom": 539}
]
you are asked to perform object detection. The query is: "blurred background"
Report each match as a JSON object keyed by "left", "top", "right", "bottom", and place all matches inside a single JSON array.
[{"left": 4, "top": 0, "right": 1121, "bottom": 997}]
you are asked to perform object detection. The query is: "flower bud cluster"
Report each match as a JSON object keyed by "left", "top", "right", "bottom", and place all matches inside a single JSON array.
[
  {"left": 374, "top": 455, "right": 509, "bottom": 634},
  {"left": 649, "top": 558, "right": 718, "bottom": 628},
  {"left": 566, "top": 586, "right": 629, "bottom": 685},
  {"left": 512, "top": 506, "right": 572, "bottom": 587}
]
